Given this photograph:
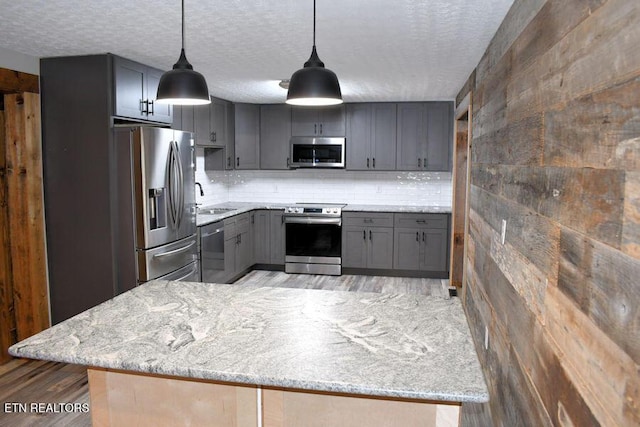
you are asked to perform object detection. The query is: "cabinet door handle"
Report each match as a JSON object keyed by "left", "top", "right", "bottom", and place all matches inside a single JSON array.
[
  {"left": 210, "top": 132, "right": 217, "bottom": 142},
  {"left": 287, "top": 157, "right": 290, "bottom": 167},
  {"left": 227, "top": 156, "right": 231, "bottom": 167},
  {"left": 148, "top": 100, "right": 154, "bottom": 116},
  {"left": 319, "top": 123, "right": 323, "bottom": 134},
  {"left": 418, "top": 158, "right": 421, "bottom": 168},
  {"left": 416, "top": 232, "right": 419, "bottom": 242},
  {"left": 236, "top": 157, "right": 240, "bottom": 167},
  {"left": 372, "top": 158, "right": 376, "bottom": 168},
  {"left": 423, "top": 157, "right": 427, "bottom": 168},
  {"left": 314, "top": 124, "right": 317, "bottom": 134},
  {"left": 369, "top": 230, "right": 372, "bottom": 240},
  {"left": 422, "top": 232, "right": 425, "bottom": 242},
  {"left": 140, "top": 99, "right": 146, "bottom": 114},
  {"left": 366, "top": 158, "right": 370, "bottom": 168},
  {"left": 363, "top": 230, "right": 366, "bottom": 240}
]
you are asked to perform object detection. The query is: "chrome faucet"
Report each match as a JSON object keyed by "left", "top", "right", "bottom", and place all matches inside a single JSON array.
[{"left": 195, "top": 182, "right": 204, "bottom": 197}]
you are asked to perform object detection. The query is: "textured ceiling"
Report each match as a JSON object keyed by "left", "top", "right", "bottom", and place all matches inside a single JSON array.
[{"left": 0, "top": 0, "right": 514, "bottom": 103}]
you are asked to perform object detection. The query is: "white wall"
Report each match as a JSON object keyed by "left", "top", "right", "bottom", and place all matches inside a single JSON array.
[
  {"left": 195, "top": 152, "right": 452, "bottom": 208},
  {"left": 0, "top": 47, "right": 39, "bottom": 75}
]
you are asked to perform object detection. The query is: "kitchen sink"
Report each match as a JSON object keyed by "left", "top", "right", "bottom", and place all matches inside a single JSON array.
[{"left": 198, "top": 207, "right": 237, "bottom": 215}]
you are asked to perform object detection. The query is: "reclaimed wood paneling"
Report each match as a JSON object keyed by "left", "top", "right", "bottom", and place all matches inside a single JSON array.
[
  {"left": 559, "top": 227, "right": 640, "bottom": 363},
  {"left": 4, "top": 93, "right": 49, "bottom": 340},
  {"left": 544, "top": 75, "right": 640, "bottom": 170},
  {"left": 459, "top": 0, "right": 640, "bottom": 426},
  {"left": 0, "top": 69, "right": 39, "bottom": 94},
  {"left": 0, "top": 110, "right": 15, "bottom": 364},
  {"left": 623, "top": 171, "right": 640, "bottom": 259},
  {"left": 450, "top": 118, "right": 469, "bottom": 288}
]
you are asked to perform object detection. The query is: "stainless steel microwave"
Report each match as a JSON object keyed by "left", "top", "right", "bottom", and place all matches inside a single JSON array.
[{"left": 289, "top": 137, "right": 346, "bottom": 168}]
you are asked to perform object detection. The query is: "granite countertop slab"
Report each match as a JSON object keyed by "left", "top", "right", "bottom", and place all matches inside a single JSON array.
[
  {"left": 343, "top": 204, "right": 452, "bottom": 214},
  {"left": 197, "top": 202, "right": 451, "bottom": 226},
  {"left": 196, "top": 202, "right": 289, "bottom": 226},
  {"left": 9, "top": 280, "right": 488, "bottom": 403}
]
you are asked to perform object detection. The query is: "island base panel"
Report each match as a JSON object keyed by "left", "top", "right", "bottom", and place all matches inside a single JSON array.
[
  {"left": 87, "top": 368, "right": 461, "bottom": 427},
  {"left": 262, "top": 388, "right": 460, "bottom": 427},
  {"left": 87, "top": 368, "right": 258, "bottom": 427}
]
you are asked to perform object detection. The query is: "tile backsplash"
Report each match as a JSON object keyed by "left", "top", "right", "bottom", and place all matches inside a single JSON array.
[{"left": 195, "top": 151, "right": 452, "bottom": 207}]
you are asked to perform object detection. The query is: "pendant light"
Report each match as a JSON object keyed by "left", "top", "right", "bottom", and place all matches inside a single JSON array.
[
  {"left": 286, "top": 0, "right": 343, "bottom": 106},
  {"left": 156, "top": 0, "right": 211, "bottom": 105}
]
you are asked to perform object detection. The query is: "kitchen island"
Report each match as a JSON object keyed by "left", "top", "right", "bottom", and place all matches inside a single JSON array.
[{"left": 9, "top": 280, "right": 487, "bottom": 426}]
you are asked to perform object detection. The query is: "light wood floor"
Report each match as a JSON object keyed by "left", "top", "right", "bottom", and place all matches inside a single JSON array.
[
  {"left": 234, "top": 270, "right": 450, "bottom": 298},
  {"left": 0, "top": 272, "right": 449, "bottom": 426}
]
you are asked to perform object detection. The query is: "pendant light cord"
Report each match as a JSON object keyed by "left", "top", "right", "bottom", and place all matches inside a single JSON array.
[
  {"left": 313, "top": 0, "right": 316, "bottom": 47},
  {"left": 181, "top": 0, "right": 185, "bottom": 51}
]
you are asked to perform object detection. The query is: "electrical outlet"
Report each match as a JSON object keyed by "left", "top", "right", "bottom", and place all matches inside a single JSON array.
[
  {"left": 501, "top": 219, "right": 507, "bottom": 245},
  {"left": 484, "top": 326, "right": 489, "bottom": 350}
]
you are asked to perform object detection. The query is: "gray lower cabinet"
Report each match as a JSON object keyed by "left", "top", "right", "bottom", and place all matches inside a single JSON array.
[
  {"left": 253, "top": 209, "right": 285, "bottom": 265},
  {"left": 342, "top": 213, "right": 394, "bottom": 269},
  {"left": 260, "top": 105, "right": 292, "bottom": 169},
  {"left": 253, "top": 210, "right": 270, "bottom": 264},
  {"left": 269, "top": 211, "right": 285, "bottom": 264},
  {"left": 396, "top": 102, "right": 452, "bottom": 171},
  {"left": 235, "top": 104, "right": 260, "bottom": 169},
  {"left": 346, "top": 103, "right": 397, "bottom": 170},
  {"left": 393, "top": 214, "right": 448, "bottom": 272},
  {"left": 223, "top": 213, "right": 253, "bottom": 281}
]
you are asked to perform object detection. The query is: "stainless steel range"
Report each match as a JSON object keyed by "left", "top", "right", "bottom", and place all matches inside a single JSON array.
[{"left": 283, "top": 203, "right": 346, "bottom": 275}]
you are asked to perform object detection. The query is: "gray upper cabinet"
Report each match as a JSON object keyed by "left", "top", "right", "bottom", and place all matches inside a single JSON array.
[
  {"left": 234, "top": 103, "right": 260, "bottom": 170},
  {"left": 260, "top": 105, "right": 292, "bottom": 169},
  {"left": 396, "top": 102, "right": 452, "bottom": 171},
  {"left": 113, "top": 55, "right": 172, "bottom": 124},
  {"left": 346, "top": 103, "right": 396, "bottom": 170},
  {"left": 200, "top": 98, "right": 235, "bottom": 171},
  {"left": 171, "top": 105, "right": 195, "bottom": 132},
  {"left": 194, "top": 96, "right": 230, "bottom": 147},
  {"left": 291, "top": 105, "right": 345, "bottom": 136}
]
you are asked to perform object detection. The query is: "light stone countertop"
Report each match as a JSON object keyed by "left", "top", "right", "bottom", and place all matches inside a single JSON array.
[
  {"left": 9, "top": 280, "right": 488, "bottom": 403},
  {"left": 196, "top": 202, "right": 451, "bottom": 226}
]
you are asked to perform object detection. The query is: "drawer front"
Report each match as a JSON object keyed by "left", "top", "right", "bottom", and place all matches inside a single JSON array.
[
  {"left": 394, "top": 213, "right": 448, "bottom": 229},
  {"left": 343, "top": 212, "right": 394, "bottom": 227},
  {"left": 235, "top": 213, "right": 251, "bottom": 234}
]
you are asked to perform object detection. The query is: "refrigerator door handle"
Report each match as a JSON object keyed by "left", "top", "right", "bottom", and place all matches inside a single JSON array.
[
  {"left": 175, "top": 141, "right": 185, "bottom": 229},
  {"left": 167, "top": 141, "right": 182, "bottom": 230},
  {"left": 152, "top": 240, "right": 196, "bottom": 259}
]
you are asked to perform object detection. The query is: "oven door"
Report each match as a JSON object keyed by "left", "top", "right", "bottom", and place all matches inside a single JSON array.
[{"left": 284, "top": 216, "right": 342, "bottom": 274}]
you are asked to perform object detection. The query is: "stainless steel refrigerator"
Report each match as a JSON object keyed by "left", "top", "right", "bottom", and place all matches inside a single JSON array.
[{"left": 43, "top": 126, "right": 199, "bottom": 324}]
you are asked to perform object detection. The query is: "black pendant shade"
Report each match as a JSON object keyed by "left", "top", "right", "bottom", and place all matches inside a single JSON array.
[
  {"left": 286, "top": 0, "right": 342, "bottom": 106},
  {"left": 156, "top": 0, "right": 210, "bottom": 105}
]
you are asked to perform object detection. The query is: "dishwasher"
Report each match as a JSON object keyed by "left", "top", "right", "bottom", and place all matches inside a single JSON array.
[{"left": 199, "top": 221, "right": 226, "bottom": 283}]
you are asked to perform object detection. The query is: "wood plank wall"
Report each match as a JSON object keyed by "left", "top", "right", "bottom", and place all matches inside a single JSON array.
[
  {"left": 458, "top": 0, "right": 640, "bottom": 426},
  {"left": 0, "top": 92, "right": 49, "bottom": 361}
]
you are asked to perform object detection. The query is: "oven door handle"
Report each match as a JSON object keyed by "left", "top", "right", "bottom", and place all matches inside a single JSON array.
[{"left": 284, "top": 216, "right": 342, "bottom": 226}]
